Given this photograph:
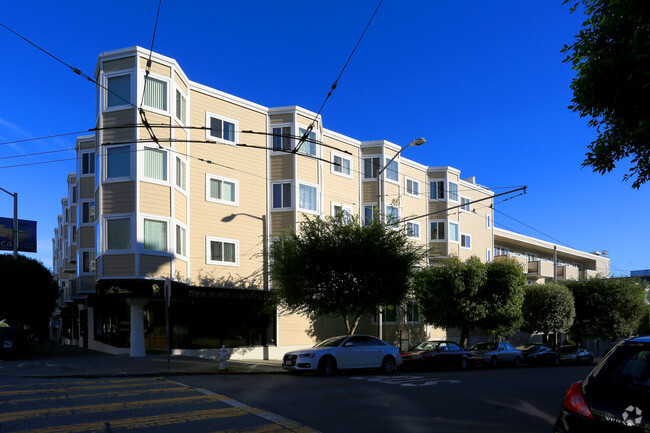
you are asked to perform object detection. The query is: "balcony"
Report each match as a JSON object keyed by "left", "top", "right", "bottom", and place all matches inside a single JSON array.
[
  {"left": 580, "top": 269, "right": 600, "bottom": 279},
  {"left": 556, "top": 265, "right": 580, "bottom": 281},
  {"left": 527, "top": 260, "right": 554, "bottom": 278},
  {"left": 494, "top": 253, "right": 527, "bottom": 271}
]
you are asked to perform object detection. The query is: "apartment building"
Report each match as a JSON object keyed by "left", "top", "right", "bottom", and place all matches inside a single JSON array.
[{"left": 52, "top": 46, "right": 609, "bottom": 359}]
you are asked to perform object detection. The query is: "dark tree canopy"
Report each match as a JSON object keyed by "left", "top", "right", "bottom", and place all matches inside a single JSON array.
[
  {"left": 563, "top": 0, "right": 650, "bottom": 188},
  {"left": 521, "top": 283, "right": 575, "bottom": 340},
  {"left": 0, "top": 254, "right": 60, "bottom": 340},
  {"left": 270, "top": 214, "right": 424, "bottom": 335}
]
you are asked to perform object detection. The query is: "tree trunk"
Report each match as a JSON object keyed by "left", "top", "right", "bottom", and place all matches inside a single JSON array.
[{"left": 460, "top": 326, "right": 470, "bottom": 348}]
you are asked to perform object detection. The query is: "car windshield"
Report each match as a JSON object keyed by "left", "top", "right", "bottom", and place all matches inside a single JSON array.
[
  {"left": 472, "top": 342, "right": 498, "bottom": 351},
  {"left": 414, "top": 341, "right": 439, "bottom": 351},
  {"left": 592, "top": 344, "right": 650, "bottom": 389},
  {"left": 518, "top": 345, "right": 539, "bottom": 352},
  {"left": 558, "top": 346, "right": 578, "bottom": 354},
  {"left": 314, "top": 336, "right": 348, "bottom": 348}
]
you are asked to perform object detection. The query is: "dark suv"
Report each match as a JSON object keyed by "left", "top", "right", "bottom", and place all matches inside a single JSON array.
[{"left": 554, "top": 336, "right": 650, "bottom": 432}]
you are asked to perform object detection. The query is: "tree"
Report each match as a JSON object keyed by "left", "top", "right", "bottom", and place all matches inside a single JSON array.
[
  {"left": 562, "top": 1, "right": 650, "bottom": 188},
  {"left": 0, "top": 254, "right": 60, "bottom": 341},
  {"left": 270, "top": 214, "right": 424, "bottom": 335},
  {"left": 477, "top": 258, "right": 527, "bottom": 340},
  {"left": 521, "top": 283, "right": 575, "bottom": 344},
  {"left": 566, "top": 277, "right": 646, "bottom": 340}
]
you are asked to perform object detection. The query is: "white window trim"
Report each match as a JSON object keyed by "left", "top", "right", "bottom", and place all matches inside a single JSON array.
[
  {"left": 296, "top": 124, "right": 320, "bottom": 157},
  {"left": 140, "top": 215, "right": 171, "bottom": 256},
  {"left": 405, "top": 177, "right": 420, "bottom": 198},
  {"left": 449, "top": 221, "right": 460, "bottom": 244},
  {"left": 103, "top": 144, "right": 134, "bottom": 183},
  {"left": 141, "top": 72, "right": 170, "bottom": 116},
  {"left": 79, "top": 200, "right": 95, "bottom": 226},
  {"left": 486, "top": 248, "right": 492, "bottom": 262},
  {"left": 206, "top": 236, "right": 239, "bottom": 267},
  {"left": 80, "top": 151, "right": 95, "bottom": 177},
  {"left": 175, "top": 222, "right": 188, "bottom": 259},
  {"left": 205, "top": 111, "right": 239, "bottom": 146},
  {"left": 205, "top": 173, "right": 239, "bottom": 206},
  {"left": 461, "top": 232, "right": 472, "bottom": 249},
  {"left": 103, "top": 70, "right": 135, "bottom": 113},
  {"left": 79, "top": 249, "right": 96, "bottom": 276},
  {"left": 486, "top": 213, "right": 492, "bottom": 229},
  {"left": 363, "top": 155, "right": 381, "bottom": 181},
  {"left": 429, "top": 179, "right": 445, "bottom": 201},
  {"left": 331, "top": 152, "right": 353, "bottom": 179},
  {"left": 460, "top": 196, "right": 471, "bottom": 213},
  {"left": 448, "top": 181, "right": 460, "bottom": 203},
  {"left": 430, "top": 219, "right": 446, "bottom": 241},
  {"left": 271, "top": 180, "right": 294, "bottom": 211},
  {"left": 139, "top": 145, "right": 169, "bottom": 186},
  {"left": 102, "top": 214, "right": 134, "bottom": 254},
  {"left": 174, "top": 155, "right": 188, "bottom": 193},
  {"left": 297, "top": 181, "right": 320, "bottom": 214},
  {"left": 406, "top": 221, "right": 421, "bottom": 240},
  {"left": 270, "top": 124, "right": 293, "bottom": 154},
  {"left": 175, "top": 88, "right": 188, "bottom": 125},
  {"left": 384, "top": 158, "right": 400, "bottom": 185},
  {"left": 363, "top": 202, "right": 377, "bottom": 225},
  {"left": 331, "top": 202, "right": 353, "bottom": 218}
]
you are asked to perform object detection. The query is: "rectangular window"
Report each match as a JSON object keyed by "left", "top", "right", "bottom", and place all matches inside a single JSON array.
[
  {"left": 107, "top": 146, "right": 130, "bottom": 178},
  {"left": 82, "top": 152, "right": 95, "bottom": 175},
  {"left": 144, "top": 219, "right": 167, "bottom": 252},
  {"left": 143, "top": 76, "right": 167, "bottom": 111},
  {"left": 449, "top": 222, "right": 459, "bottom": 242},
  {"left": 364, "top": 157, "right": 380, "bottom": 179},
  {"left": 382, "top": 305, "right": 397, "bottom": 323},
  {"left": 107, "top": 75, "right": 130, "bottom": 108},
  {"left": 430, "top": 180, "right": 444, "bottom": 199},
  {"left": 175, "top": 157, "right": 186, "bottom": 190},
  {"left": 461, "top": 233, "right": 471, "bottom": 248},
  {"left": 207, "top": 174, "right": 237, "bottom": 205},
  {"left": 298, "top": 184, "right": 318, "bottom": 212},
  {"left": 176, "top": 225, "right": 186, "bottom": 257},
  {"left": 272, "top": 182, "right": 292, "bottom": 209},
  {"left": 386, "top": 205, "right": 399, "bottom": 224},
  {"left": 72, "top": 186, "right": 77, "bottom": 204},
  {"left": 106, "top": 218, "right": 131, "bottom": 250},
  {"left": 82, "top": 201, "right": 95, "bottom": 224},
  {"left": 208, "top": 114, "right": 237, "bottom": 143},
  {"left": 385, "top": 158, "right": 399, "bottom": 181},
  {"left": 449, "top": 182, "right": 459, "bottom": 201},
  {"left": 406, "top": 178, "right": 419, "bottom": 197},
  {"left": 82, "top": 251, "right": 96, "bottom": 273},
  {"left": 272, "top": 126, "right": 291, "bottom": 151},
  {"left": 175, "top": 89, "right": 186, "bottom": 123},
  {"left": 461, "top": 197, "right": 471, "bottom": 212},
  {"left": 486, "top": 213, "right": 492, "bottom": 229},
  {"left": 431, "top": 221, "right": 445, "bottom": 240},
  {"left": 332, "top": 154, "right": 351, "bottom": 177},
  {"left": 406, "top": 302, "right": 420, "bottom": 323},
  {"left": 487, "top": 248, "right": 492, "bottom": 262},
  {"left": 144, "top": 147, "right": 167, "bottom": 181},
  {"left": 406, "top": 222, "right": 420, "bottom": 238},
  {"left": 332, "top": 203, "right": 353, "bottom": 220},
  {"left": 298, "top": 128, "right": 317, "bottom": 156},
  {"left": 207, "top": 237, "right": 238, "bottom": 265},
  {"left": 364, "top": 205, "right": 376, "bottom": 226}
]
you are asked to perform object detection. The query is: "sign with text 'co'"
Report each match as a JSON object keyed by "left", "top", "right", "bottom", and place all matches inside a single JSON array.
[{"left": 0, "top": 217, "right": 37, "bottom": 253}]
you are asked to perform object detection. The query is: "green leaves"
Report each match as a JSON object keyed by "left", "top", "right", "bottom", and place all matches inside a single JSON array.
[{"left": 521, "top": 283, "right": 575, "bottom": 336}]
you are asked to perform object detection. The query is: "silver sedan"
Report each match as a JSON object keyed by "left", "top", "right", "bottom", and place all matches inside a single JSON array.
[{"left": 470, "top": 341, "right": 522, "bottom": 368}]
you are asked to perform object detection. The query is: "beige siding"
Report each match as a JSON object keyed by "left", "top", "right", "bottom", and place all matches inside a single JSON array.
[
  {"left": 174, "top": 190, "right": 187, "bottom": 224},
  {"left": 103, "top": 110, "right": 136, "bottom": 143},
  {"left": 139, "top": 182, "right": 171, "bottom": 216},
  {"left": 103, "top": 182, "right": 135, "bottom": 214},
  {"left": 79, "top": 177, "right": 95, "bottom": 199},
  {"left": 296, "top": 114, "right": 318, "bottom": 128},
  {"left": 79, "top": 276, "right": 96, "bottom": 292},
  {"left": 103, "top": 254, "right": 136, "bottom": 276},
  {"left": 140, "top": 254, "right": 172, "bottom": 277},
  {"left": 270, "top": 212, "right": 294, "bottom": 236},
  {"left": 174, "top": 258, "right": 188, "bottom": 280},
  {"left": 79, "top": 226, "right": 95, "bottom": 247},
  {"left": 361, "top": 146, "right": 383, "bottom": 155},
  {"left": 270, "top": 157, "right": 294, "bottom": 180},
  {"left": 139, "top": 57, "right": 171, "bottom": 77},
  {"left": 139, "top": 111, "right": 171, "bottom": 142},
  {"left": 362, "top": 181, "right": 379, "bottom": 203},
  {"left": 270, "top": 113, "right": 293, "bottom": 124},
  {"left": 174, "top": 127, "right": 187, "bottom": 142},
  {"left": 296, "top": 158, "right": 319, "bottom": 184},
  {"left": 174, "top": 71, "right": 187, "bottom": 94},
  {"left": 103, "top": 57, "right": 136, "bottom": 73},
  {"left": 278, "top": 311, "right": 313, "bottom": 345}
]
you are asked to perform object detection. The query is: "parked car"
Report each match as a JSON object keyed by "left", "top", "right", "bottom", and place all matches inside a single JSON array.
[
  {"left": 554, "top": 336, "right": 650, "bottom": 432},
  {"left": 282, "top": 335, "right": 401, "bottom": 375},
  {"left": 401, "top": 340, "right": 470, "bottom": 370},
  {"left": 470, "top": 341, "right": 522, "bottom": 368},
  {"left": 517, "top": 344, "right": 560, "bottom": 366},
  {"left": 558, "top": 345, "right": 594, "bottom": 365}
]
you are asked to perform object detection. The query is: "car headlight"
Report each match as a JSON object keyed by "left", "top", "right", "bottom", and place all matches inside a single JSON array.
[{"left": 298, "top": 353, "right": 315, "bottom": 358}]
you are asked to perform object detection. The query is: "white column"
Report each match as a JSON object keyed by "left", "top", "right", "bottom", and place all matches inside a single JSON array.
[{"left": 127, "top": 298, "right": 147, "bottom": 357}]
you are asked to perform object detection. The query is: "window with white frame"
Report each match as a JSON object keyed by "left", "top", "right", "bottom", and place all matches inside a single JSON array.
[
  {"left": 71, "top": 186, "right": 77, "bottom": 204},
  {"left": 106, "top": 74, "right": 131, "bottom": 108},
  {"left": 272, "top": 182, "right": 292, "bottom": 210},
  {"left": 82, "top": 152, "right": 95, "bottom": 175},
  {"left": 495, "top": 247, "right": 509, "bottom": 256},
  {"left": 176, "top": 225, "right": 187, "bottom": 257},
  {"left": 449, "top": 182, "right": 459, "bottom": 201},
  {"left": 298, "top": 183, "right": 318, "bottom": 212},
  {"left": 106, "top": 217, "right": 131, "bottom": 251},
  {"left": 461, "top": 233, "right": 471, "bottom": 248},
  {"left": 144, "top": 219, "right": 168, "bottom": 252},
  {"left": 206, "top": 174, "right": 237, "bottom": 205},
  {"left": 81, "top": 201, "right": 95, "bottom": 224},
  {"left": 332, "top": 203, "right": 353, "bottom": 219},
  {"left": 332, "top": 153, "right": 352, "bottom": 177},
  {"left": 449, "top": 221, "right": 459, "bottom": 242},
  {"left": 82, "top": 250, "right": 96, "bottom": 273},
  {"left": 406, "top": 178, "right": 420, "bottom": 197},
  {"left": 487, "top": 248, "right": 492, "bottom": 262},
  {"left": 461, "top": 197, "right": 471, "bottom": 212},
  {"left": 207, "top": 236, "right": 238, "bottom": 266},
  {"left": 430, "top": 220, "right": 445, "bottom": 240},
  {"left": 430, "top": 180, "right": 444, "bottom": 200},
  {"left": 143, "top": 76, "right": 168, "bottom": 111},
  {"left": 406, "top": 302, "right": 420, "bottom": 324},
  {"left": 106, "top": 145, "right": 130, "bottom": 179},
  {"left": 406, "top": 221, "right": 420, "bottom": 239},
  {"left": 272, "top": 126, "right": 292, "bottom": 151},
  {"left": 175, "top": 157, "right": 186, "bottom": 191},
  {"left": 207, "top": 112, "right": 237, "bottom": 144},
  {"left": 486, "top": 213, "right": 492, "bottom": 229},
  {"left": 144, "top": 147, "right": 167, "bottom": 181},
  {"left": 297, "top": 127, "right": 318, "bottom": 156},
  {"left": 364, "top": 157, "right": 380, "bottom": 179},
  {"left": 385, "top": 158, "right": 399, "bottom": 182},
  {"left": 386, "top": 205, "right": 399, "bottom": 224},
  {"left": 526, "top": 253, "right": 538, "bottom": 262},
  {"left": 364, "top": 204, "right": 377, "bottom": 226},
  {"left": 175, "top": 89, "right": 186, "bottom": 124}
]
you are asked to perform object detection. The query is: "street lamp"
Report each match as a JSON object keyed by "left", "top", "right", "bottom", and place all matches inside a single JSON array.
[
  {"left": 375, "top": 138, "right": 425, "bottom": 340},
  {"left": 221, "top": 213, "right": 268, "bottom": 292},
  {"left": 0, "top": 187, "right": 18, "bottom": 259}
]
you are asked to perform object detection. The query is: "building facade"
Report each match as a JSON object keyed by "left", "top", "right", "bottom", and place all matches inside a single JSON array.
[{"left": 52, "top": 47, "right": 610, "bottom": 359}]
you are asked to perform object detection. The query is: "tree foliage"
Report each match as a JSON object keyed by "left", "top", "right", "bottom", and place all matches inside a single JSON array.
[
  {"left": 562, "top": 0, "right": 650, "bottom": 188},
  {"left": 521, "top": 283, "right": 575, "bottom": 341},
  {"left": 270, "top": 214, "right": 424, "bottom": 335},
  {"left": 566, "top": 277, "right": 647, "bottom": 340},
  {"left": 0, "top": 254, "right": 60, "bottom": 340}
]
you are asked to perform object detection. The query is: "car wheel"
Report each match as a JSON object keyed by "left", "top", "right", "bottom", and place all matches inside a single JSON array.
[
  {"left": 490, "top": 356, "right": 498, "bottom": 368},
  {"left": 318, "top": 356, "right": 337, "bottom": 376},
  {"left": 513, "top": 356, "right": 520, "bottom": 368},
  {"left": 381, "top": 356, "right": 396, "bottom": 374},
  {"left": 459, "top": 358, "right": 468, "bottom": 370}
]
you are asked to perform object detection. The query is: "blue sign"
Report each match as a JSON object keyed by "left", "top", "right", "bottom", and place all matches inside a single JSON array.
[{"left": 0, "top": 217, "right": 37, "bottom": 253}]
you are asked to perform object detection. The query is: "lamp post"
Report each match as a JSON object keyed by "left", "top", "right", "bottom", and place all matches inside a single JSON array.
[
  {"left": 375, "top": 138, "right": 425, "bottom": 340},
  {"left": 0, "top": 187, "right": 18, "bottom": 259},
  {"left": 220, "top": 213, "right": 269, "bottom": 292}
]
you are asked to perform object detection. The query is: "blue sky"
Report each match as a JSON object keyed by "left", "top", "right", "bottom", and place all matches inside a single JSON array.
[{"left": 0, "top": 1, "right": 647, "bottom": 275}]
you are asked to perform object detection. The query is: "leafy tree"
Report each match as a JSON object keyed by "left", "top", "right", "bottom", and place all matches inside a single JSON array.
[
  {"left": 270, "top": 214, "right": 424, "bottom": 335},
  {"left": 477, "top": 258, "right": 527, "bottom": 340},
  {"left": 0, "top": 254, "right": 60, "bottom": 341},
  {"left": 521, "top": 283, "right": 575, "bottom": 343},
  {"left": 566, "top": 277, "right": 646, "bottom": 340},
  {"left": 562, "top": 0, "right": 650, "bottom": 188}
]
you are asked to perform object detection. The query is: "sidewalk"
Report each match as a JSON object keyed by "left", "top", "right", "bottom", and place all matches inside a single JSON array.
[{"left": 0, "top": 345, "right": 286, "bottom": 378}]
